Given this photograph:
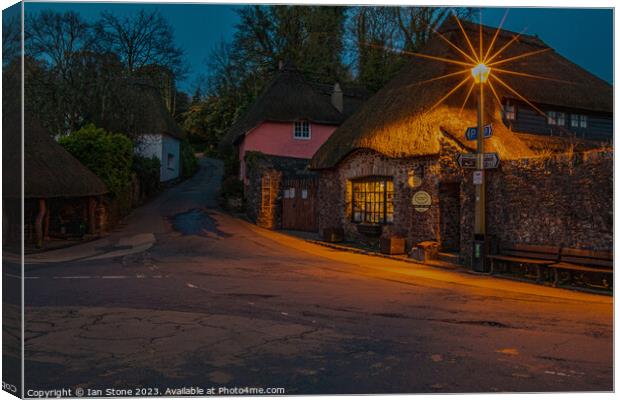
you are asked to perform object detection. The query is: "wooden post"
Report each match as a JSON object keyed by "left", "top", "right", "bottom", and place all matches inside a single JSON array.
[
  {"left": 88, "top": 197, "right": 97, "bottom": 235},
  {"left": 35, "top": 198, "right": 47, "bottom": 248},
  {"left": 44, "top": 205, "right": 50, "bottom": 240}
]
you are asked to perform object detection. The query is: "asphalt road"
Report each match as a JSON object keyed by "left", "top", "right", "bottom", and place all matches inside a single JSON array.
[{"left": 16, "top": 157, "right": 613, "bottom": 395}]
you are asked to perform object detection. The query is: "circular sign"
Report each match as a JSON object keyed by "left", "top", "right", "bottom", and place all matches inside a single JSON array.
[
  {"left": 412, "top": 191, "right": 432, "bottom": 212},
  {"left": 407, "top": 171, "right": 422, "bottom": 188}
]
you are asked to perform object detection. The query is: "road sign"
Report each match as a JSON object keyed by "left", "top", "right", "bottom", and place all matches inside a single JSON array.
[
  {"left": 473, "top": 170, "right": 484, "bottom": 185},
  {"left": 482, "top": 152, "right": 500, "bottom": 169},
  {"left": 465, "top": 124, "right": 493, "bottom": 141},
  {"left": 457, "top": 152, "right": 500, "bottom": 169}
]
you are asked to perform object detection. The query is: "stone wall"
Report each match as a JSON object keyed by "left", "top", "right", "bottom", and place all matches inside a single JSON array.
[
  {"left": 319, "top": 145, "right": 613, "bottom": 266},
  {"left": 460, "top": 150, "right": 613, "bottom": 261}
]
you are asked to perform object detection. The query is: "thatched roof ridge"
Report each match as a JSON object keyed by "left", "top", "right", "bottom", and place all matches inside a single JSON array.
[
  {"left": 220, "top": 64, "right": 370, "bottom": 148},
  {"left": 3, "top": 100, "right": 108, "bottom": 199},
  {"left": 311, "top": 19, "right": 612, "bottom": 169},
  {"left": 100, "top": 78, "right": 185, "bottom": 140}
]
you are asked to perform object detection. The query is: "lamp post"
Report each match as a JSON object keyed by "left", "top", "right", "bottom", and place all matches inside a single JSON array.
[{"left": 470, "top": 63, "right": 490, "bottom": 269}]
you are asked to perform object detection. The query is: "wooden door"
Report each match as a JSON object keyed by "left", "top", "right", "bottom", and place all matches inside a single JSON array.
[{"left": 281, "top": 177, "right": 318, "bottom": 232}]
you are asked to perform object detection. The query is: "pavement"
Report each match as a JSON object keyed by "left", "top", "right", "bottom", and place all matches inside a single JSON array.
[{"left": 4, "top": 156, "right": 613, "bottom": 395}]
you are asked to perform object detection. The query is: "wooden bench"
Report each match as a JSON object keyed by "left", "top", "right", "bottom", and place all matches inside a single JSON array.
[
  {"left": 487, "top": 244, "right": 560, "bottom": 280},
  {"left": 548, "top": 248, "right": 613, "bottom": 289}
]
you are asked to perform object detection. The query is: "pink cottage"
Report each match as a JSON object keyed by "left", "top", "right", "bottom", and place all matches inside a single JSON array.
[{"left": 222, "top": 63, "right": 369, "bottom": 183}]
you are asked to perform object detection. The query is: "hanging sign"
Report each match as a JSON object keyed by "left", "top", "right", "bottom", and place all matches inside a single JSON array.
[
  {"left": 412, "top": 191, "right": 432, "bottom": 212},
  {"left": 407, "top": 171, "right": 422, "bottom": 188}
]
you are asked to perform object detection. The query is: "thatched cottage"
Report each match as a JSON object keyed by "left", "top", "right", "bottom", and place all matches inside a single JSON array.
[
  {"left": 310, "top": 20, "right": 612, "bottom": 264},
  {"left": 3, "top": 98, "right": 109, "bottom": 249},
  {"left": 220, "top": 63, "right": 369, "bottom": 230},
  {"left": 100, "top": 79, "right": 186, "bottom": 182}
]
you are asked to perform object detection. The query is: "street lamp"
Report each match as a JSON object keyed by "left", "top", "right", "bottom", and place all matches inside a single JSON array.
[
  {"left": 471, "top": 63, "right": 490, "bottom": 84},
  {"left": 471, "top": 63, "right": 490, "bottom": 268}
]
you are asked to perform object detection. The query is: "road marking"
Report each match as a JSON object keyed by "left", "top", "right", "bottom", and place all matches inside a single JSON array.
[
  {"left": 55, "top": 276, "right": 92, "bottom": 279},
  {"left": 4, "top": 273, "right": 39, "bottom": 280},
  {"left": 10, "top": 274, "right": 170, "bottom": 280}
]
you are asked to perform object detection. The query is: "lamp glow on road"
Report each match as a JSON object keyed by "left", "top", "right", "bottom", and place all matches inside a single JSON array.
[{"left": 471, "top": 63, "right": 490, "bottom": 84}]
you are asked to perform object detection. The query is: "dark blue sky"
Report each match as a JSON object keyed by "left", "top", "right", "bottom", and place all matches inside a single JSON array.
[{"left": 22, "top": 3, "right": 613, "bottom": 92}]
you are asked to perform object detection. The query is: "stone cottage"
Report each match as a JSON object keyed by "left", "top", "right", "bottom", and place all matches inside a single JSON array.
[{"left": 309, "top": 20, "right": 613, "bottom": 265}]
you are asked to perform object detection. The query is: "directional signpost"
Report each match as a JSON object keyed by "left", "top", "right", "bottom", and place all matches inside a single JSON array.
[
  {"left": 465, "top": 124, "right": 493, "bottom": 141},
  {"left": 457, "top": 152, "right": 500, "bottom": 169}
]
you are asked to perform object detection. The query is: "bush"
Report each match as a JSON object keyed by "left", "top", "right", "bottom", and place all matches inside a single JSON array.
[
  {"left": 59, "top": 124, "right": 133, "bottom": 199},
  {"left": 132, "top": 155, "right": 161, "bottom": 198},
  {"left": 180, "top": 139, "right": 198, "bottom": 178}
]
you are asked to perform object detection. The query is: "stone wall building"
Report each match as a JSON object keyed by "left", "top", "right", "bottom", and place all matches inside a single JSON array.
[{"left": 310, "top": 20, "right": 613, "bottom": 266}]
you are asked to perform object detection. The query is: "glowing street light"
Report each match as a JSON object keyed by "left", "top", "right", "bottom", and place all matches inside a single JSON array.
[{"left": 471, "top": 63, "right": 491, "bottom": 84}]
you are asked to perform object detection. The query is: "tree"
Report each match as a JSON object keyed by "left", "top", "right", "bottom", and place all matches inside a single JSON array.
[
  {"left": 95, "top": 9, "right": 185, "bottom": 78},
  {"left": 233, "top": 5, "right": 348, "bottom": 83},
  {"left": 2, "top": 14, "right": 21, "bottom": 66},
  {"left": 347, "top": 6, "right": 473, "bottom": 91},
  {"left": 25, "top": 10, "right": 95, "bottom": 78}
]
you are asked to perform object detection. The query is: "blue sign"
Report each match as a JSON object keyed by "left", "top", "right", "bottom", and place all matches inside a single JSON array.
[{"left": 465, "top": 124, "right": 493, "bottom": 141}]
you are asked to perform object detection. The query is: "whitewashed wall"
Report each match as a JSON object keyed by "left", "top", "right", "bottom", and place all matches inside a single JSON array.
[
  {"left": 137, "top": 134, "right": 181, "bottom": 182},
  {"left": 161, "top": 134, "right": 181, "bottom": 182}
]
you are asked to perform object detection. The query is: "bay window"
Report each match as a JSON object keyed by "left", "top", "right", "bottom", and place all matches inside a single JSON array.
[{"left": 351, "top": 177, "right": 394, "bottom": 224}]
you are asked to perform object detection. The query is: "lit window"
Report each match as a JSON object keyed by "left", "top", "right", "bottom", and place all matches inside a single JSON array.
[
  {"left": 503, "top": 103, "right": 516, "bottom": 121},
  {"left": 351, "top": 177, "right": 394, "bottom": 224},
  {"left": 293, "top": 121, "right": 311, "bottom": 139},
  {"left": 570, "top": 114, "right": 588, "bottom": 128},
  {"left": 547, "top": 111, "right": 565, "bottom": 126}
]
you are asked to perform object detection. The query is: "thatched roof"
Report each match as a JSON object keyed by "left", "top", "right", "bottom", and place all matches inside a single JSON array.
[
  {"left": 311, "top": 19, "right": 612, "bottom": 169},
  {"left": 3, "top": 65, "right": 108, "bottom": 199},
  {"left": 98, "top": 78, "right": 185, "bottom": 140},
  {"left": 220, "top": 64, "right": 370, "bottom": 148}
]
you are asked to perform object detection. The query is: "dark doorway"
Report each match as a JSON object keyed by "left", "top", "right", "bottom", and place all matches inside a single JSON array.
[{"left": 439, "top": 182, "right": 461, "bottom": 251}]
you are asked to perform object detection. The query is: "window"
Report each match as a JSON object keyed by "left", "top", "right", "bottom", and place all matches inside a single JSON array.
[
  {"left": 570, "top": 114, "right": 588, "bottom": 129},
  {"left": 293, "top": 121, "right": 311, "bottom": 139},
  {"left": 579, "top": 114, "right": 588, "bottom": 128},
  {"left": 503, "top": 103, "right": 516, "bottom": 121},
  {"left": 351, "top": 177, "right": 394, "bottom": 224},
  {"left": 547, "top": 111, "right": 565, "bottom": 126},
  {"left": 167, "top": 153, "right": 175, "bottom": 170}
]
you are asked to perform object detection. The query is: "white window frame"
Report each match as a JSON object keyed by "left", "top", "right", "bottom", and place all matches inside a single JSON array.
[
  {"left": 579, "top": 114, "right": 588, "bottom": 128},
  {"left": 547, "top": 111, "right": 565, "bottom": 126},
  {"left": 293, "top": 121, "right": 311, "bottom": 140},
  {"left": 570, "top": 114, "right": 579, "bottom": 127},
  {"left": 503, "top": 103, "right": 516, "bottom": 121}
]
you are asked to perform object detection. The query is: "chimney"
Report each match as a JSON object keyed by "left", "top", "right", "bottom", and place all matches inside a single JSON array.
[{"left": 331, "top": 82, "right": 343, "bottom": 113}]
